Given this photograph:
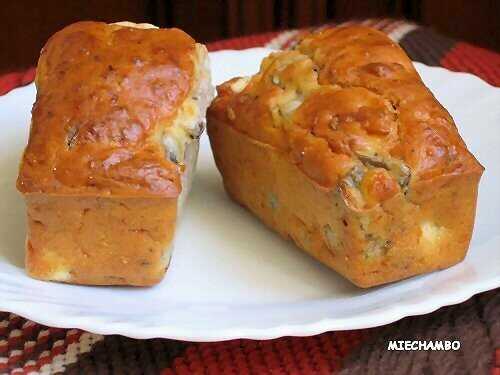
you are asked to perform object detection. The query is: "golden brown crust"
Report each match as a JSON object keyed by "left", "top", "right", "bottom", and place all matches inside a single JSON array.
[
  {"left": 208, "top": 26, "right": 484, "bottom": 287},
  {"left": 209, "top": 26, "right": 484, "bottom": 208},
  {"left": 17, "top": 21, "right": 198, "bottom": 197},
  {"left": 298, "top": 27, "right": 483, "bottom": 180}
]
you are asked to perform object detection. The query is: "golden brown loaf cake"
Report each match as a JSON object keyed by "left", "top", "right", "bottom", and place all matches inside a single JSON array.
[
  {"left": 207, "top": 26, "right": 484, "bottom": 287},
  {"left": 17, "top": 21, "right": 213, "bottom": 286}
]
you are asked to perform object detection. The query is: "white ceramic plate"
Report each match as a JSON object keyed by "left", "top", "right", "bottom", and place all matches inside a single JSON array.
[{"left": 0, "top": 48, "right": 499, "bottom": 341}]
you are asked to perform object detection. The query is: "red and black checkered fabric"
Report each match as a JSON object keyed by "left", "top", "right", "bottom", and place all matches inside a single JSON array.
[{"left": 1, "top": 19, "right": 499, "bottom": 375}]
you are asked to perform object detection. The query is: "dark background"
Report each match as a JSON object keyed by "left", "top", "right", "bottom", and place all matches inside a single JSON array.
[{"left": 1, "top": 0, "right": 499, "bottom": 73}]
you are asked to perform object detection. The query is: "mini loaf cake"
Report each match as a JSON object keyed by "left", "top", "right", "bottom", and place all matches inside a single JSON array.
[
  {"left": 17, "top": 21, "right": 213, "bottom": 286},
  {"left": 207, "top": 26, "right": 484, "bottom": 287}
]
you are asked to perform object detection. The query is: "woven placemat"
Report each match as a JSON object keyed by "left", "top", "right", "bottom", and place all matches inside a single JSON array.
[
  {"left": 1, "top": 291, "right": 498, "bottom": 374},
  {"left": 1, "top": 19, "right": 499, "bottom": 374}
]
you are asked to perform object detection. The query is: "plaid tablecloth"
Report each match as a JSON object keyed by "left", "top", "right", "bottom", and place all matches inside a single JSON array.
[{"left": 1, "top": 19, "right": 499, "bottom": 375}]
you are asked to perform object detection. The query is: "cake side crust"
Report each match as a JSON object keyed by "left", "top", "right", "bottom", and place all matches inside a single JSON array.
[
  {"left": 24, "top": 194, "right": 177, "bottom": 286},
  {"left": 208, "top": 117, "right": 481, "bottom": 287}
]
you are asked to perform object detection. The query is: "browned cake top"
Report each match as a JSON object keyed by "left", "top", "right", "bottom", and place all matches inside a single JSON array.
[
  {"left": 17, "top": 21, "right": 197, "bottom": 197},
  {"left": 209, "top": 26, "right": 483, "bottom": 208}
]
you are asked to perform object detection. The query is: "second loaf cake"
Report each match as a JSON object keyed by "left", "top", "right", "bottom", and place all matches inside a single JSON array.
[{"left": 207, "top": 26, "right": 484, "bottom": 287}]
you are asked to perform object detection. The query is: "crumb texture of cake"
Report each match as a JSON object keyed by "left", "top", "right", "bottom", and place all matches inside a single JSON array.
[
  {"left": 208, "top": 26, "right": 483, "bottom": 287},
  {"left": 17, "top": 21, "right": 213, "bottom": 286}
]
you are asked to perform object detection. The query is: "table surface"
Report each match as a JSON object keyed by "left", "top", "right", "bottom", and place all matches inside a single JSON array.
[{"left": 1, "top": 18, "right": 499, "bottom": 375}]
